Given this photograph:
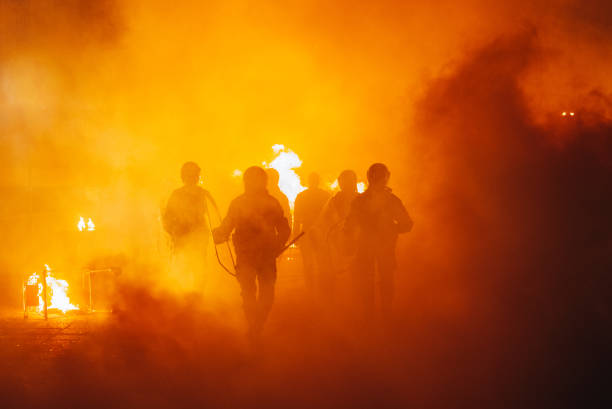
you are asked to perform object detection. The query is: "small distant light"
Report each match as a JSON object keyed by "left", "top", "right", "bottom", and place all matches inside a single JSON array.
[
  {"left": 232, "top": 169, "right": 242, "bottom": 178},
  {"left": 569, "top": 112, "right": 575, "bottom": 116},
  {"left": 561, "top": 112, "right": 567, "bottom": 116}
]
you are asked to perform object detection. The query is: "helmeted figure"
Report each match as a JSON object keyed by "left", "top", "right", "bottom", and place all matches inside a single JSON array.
[
  {"left": 345, "top": 163, "right": 413, "bottom": 319},
  {"left": 213, "top": 166, "right": 290, "bottom": 338},
  {"left": 163, "top": 162, "right": 215, "bottom": 292},
  {"left": 293, "top": 172, "right": 331, "bottom": 298},
  {"left": 320, "top": 170, "right": 360, "bottom": 298}
]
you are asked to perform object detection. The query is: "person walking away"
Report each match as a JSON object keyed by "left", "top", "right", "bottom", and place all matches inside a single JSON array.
[
  {"left": 163, "top": 162, "right": 216, "bottom": 292},
  {"left": 294, "top": 172, "right": 331, "bottom": 299},
  {"left": 319, "top": 170, "right": 359, "bottom": 300},
  {"left": 213, "top": 166, "right": 290, "bottom": 340},
  {"left": 344, "top": 163, "right": 412, "bottom": 320}
]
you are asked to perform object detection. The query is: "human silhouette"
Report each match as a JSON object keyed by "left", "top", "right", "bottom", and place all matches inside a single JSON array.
[
  {"left": 266, "top": 168, "right": 292, "bottom": 227},
  {"left": 320, "top": 170, "right": 359, "bottom": 298},
  {"left": 213, "top": 166, "right": 290, "bottom": 340},
  {"left": 163, "top": 162, "right": 216, "bottom": 292},
  {"left": 345, "top": 163, "right": 412, "bottom": 319},
  {"left": 294, "top": 172, "right": 331, "bottom": 298}
]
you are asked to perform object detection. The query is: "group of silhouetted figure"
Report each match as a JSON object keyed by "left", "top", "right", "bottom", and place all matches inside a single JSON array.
[{"left": 163, "top": 162, "right": 412, "bottom": 340}]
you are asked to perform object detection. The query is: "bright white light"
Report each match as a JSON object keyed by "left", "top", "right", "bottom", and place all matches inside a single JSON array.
[{"left": 265, "top": 145, "right": 306, "bottom": 208}]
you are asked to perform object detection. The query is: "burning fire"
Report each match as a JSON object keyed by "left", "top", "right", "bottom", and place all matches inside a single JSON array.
[
  {"left": 26, "top": 265, "right": 78, "bottom": 313},
  {"left": 78, "top": 216, "right": 96, "bottom": 231},
  {"left": 263, "top": 144, "right": 306, "bottom": 208}
]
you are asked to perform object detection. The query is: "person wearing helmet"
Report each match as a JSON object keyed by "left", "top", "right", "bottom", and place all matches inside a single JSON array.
[
  {"left": 213, "top": 166, "right": 291, "bottom": 340},
  {"left": 345, "top": 163, "right": 413, "bottom": 320},
  {"left": 294, "top": 172, "right": 331, "bottom": 299},
  {"left": 320, "top": 170, "right": 360, "bottom": 300},
  {"left": 163, "top": 161, "right": 217, "bottom": 292}
]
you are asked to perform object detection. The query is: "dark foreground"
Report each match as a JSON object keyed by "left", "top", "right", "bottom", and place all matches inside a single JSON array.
[{"left": 1, "top": 276, "right": 610, "bottom": 409}]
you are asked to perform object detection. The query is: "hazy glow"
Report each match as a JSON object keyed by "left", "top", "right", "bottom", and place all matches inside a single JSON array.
[{"left": 328, "top": 179, "right": 366, "bottom": 193}]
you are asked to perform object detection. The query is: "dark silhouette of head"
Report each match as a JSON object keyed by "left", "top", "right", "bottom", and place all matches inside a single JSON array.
[
  {"left": 181, "top": 162, "right": 201, "bottom": 185},
  {"left": 367, "top": 163, "right": 390, "bottom": 189},
  {"left": 243, "top": 166, "right": 268, "bottom": 194},
  {"left": 266, "top": 168, "right": 280, "bottom": 189},
  {"left": 338, "top": 170, "right": 357, "bottom": 192},
  {"left": 307, "top": 172, "right": 320, "bottom": 189}
]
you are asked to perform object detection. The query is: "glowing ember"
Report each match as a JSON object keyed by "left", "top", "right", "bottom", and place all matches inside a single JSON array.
[
  {"left": 26, "top": 265, "right": 78, "bottom": 313},
  {"left": 78, "top": 216, "right": 86, "bottom": 231},
  {"left": 78, "top": 216, "right": 95, "bottom": 231},
  {"left": 264, "top": 144, "right": 306, "bottom": 208}
]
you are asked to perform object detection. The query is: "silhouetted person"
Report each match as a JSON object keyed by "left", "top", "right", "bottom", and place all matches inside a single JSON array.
[
  {"left": 320, "top": 170, "right": 359, "bottom": 298},
  {"left": 345, "top": 163, "right": 412, "bottom": 319},
  {"left": 266, "top": 168, "right": 292, "bottom": 227},
  {"left": 213, "top": 166, "right": 290, "bottom": 339},
  {"left": 294, "top": 172, "right": 331, "bottom": 298},
  {"left": 163, "top": 162, "right": 216, "bottom": 291}
]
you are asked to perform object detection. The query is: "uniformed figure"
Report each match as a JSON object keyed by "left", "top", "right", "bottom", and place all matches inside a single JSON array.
[
  {"left": 213, "top": 166, "right": 290, "bottom": 338},
  {"left": 163, "top": 162, "right": 216, "bottom": 292},
  {"left": 294, "top": 172, "right": 331, "bottom": 297},
  {"left": 345, "top": 163, "right": 413, "bottom": 319},
  {"left": 266, "top": 168, "right": 292, "bottom": 227},
  {"left": 320, "top": 170, "right": 360, "bottom": 298}
]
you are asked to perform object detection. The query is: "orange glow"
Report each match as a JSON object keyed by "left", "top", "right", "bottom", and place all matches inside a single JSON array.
[
  {"left": 328, "top": 179, "right": 366, "bottom": 193},
  {"left": 26, "top": 265, "right": 78, "bottom": 314}
]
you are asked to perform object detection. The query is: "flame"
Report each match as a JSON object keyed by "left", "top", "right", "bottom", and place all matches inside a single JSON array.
[
  {"left": 264, "top": 144, "right": 306, "bottom": 208},
  {"left": 357, "top": 182, "right": 365, "bottom": 193},
  {"left": 78, "top": 216, "right": 95, "bottom": 231},
  {"left": 78, "top": 216, "right": 86, "bottom": 231},
  {"left": 26, "top": 265, "right": 78, "bottom": 313}
]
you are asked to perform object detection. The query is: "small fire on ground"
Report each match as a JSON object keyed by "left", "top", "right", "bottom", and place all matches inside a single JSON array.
[
  {"left": 78, "top": 216, "right": 95, "bottom": 231},
  {"left": 26, "top": 265, "right": 78, "bottom": 314}
]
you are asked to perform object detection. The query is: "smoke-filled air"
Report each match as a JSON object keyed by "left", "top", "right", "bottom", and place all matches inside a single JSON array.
[{"left": 1, "top": 1, "right": 611, "bottom": 408}]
